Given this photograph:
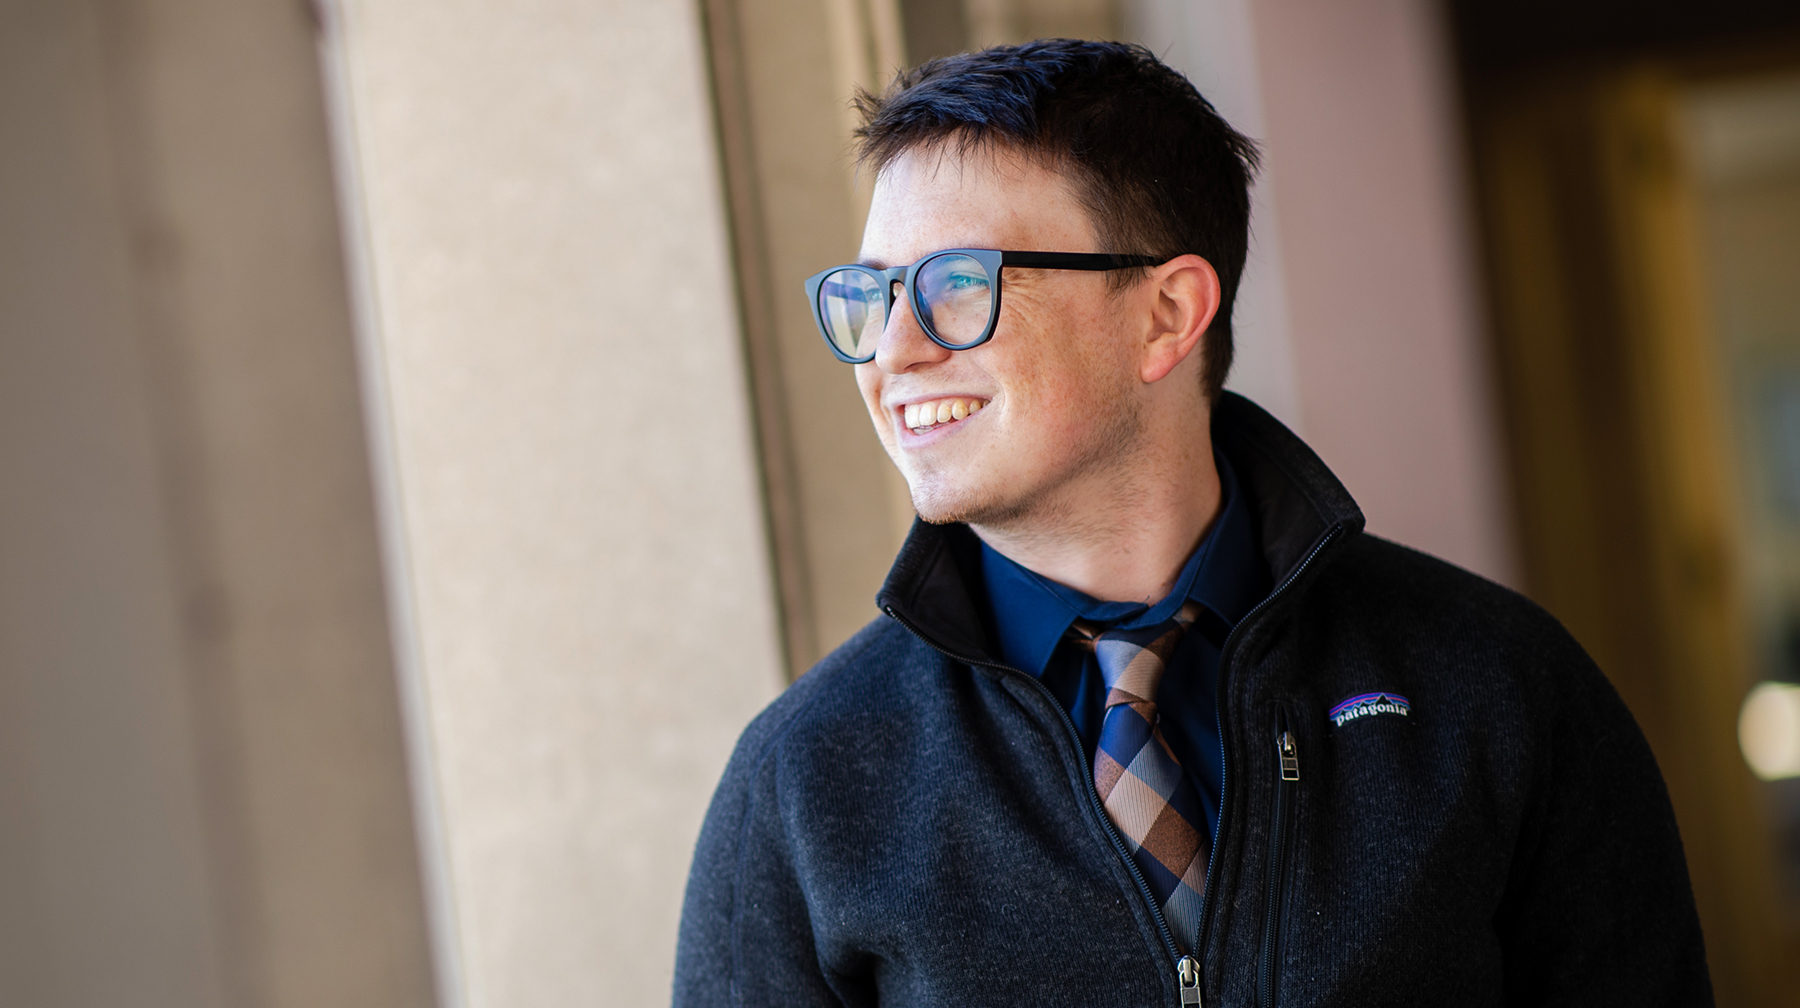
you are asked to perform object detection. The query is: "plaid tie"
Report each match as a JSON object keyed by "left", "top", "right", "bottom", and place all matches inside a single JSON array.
[{"left": 1072, "top": 601, "right": 1209, "bottom": 951}]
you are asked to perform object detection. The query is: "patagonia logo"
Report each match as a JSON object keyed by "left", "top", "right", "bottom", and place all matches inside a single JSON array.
[{"left": 1329, "top": 691, "right": 1412, "bottom": 727}]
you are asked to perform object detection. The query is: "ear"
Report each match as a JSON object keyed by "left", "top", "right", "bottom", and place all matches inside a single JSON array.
[{"left": 1139, "top": 254, "right": 1221, "bottom": 384}]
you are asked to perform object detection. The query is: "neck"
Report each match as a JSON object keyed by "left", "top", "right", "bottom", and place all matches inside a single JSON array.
[{"left": 970, "top": 409, "right": 1221, "bottom": 605}]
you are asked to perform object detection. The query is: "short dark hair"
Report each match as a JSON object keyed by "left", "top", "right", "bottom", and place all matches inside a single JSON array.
[{"left": 854, "top": 39, "right": 1260, "bottom": 399}]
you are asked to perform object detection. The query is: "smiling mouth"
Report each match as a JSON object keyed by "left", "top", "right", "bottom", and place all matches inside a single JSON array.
[{"left": 903, "top": 397, "right": 989, "bottom": 435}]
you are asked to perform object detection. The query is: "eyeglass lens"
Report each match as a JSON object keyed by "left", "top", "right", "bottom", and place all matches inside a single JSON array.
[
  {"left": 816, "top": 253, "right": 997, "bottom": 359},
  {"left": 914, "top": 253, "right": 993, "bottom": 348},
  {"left": 817, "top": 270, "right": 887, "bottom": 360}
]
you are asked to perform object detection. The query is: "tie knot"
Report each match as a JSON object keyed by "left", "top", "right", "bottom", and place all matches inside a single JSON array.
[{"left": 1071, "top": 601, "right": 1203, "bottom": 706}]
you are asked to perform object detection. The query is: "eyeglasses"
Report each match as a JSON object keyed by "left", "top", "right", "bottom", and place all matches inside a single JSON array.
[{"left": 803, "top": 249, "right": 1164, "bottom": 364}]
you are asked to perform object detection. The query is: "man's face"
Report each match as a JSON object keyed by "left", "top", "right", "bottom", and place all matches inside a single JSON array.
[{"left": 856, "top": 146, "right": 1150, "bottom": 527}]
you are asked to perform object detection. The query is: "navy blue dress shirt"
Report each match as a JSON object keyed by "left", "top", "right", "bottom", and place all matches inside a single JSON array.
[{"left": 975, "top": 452, "right": 1270, "bottom": 837}]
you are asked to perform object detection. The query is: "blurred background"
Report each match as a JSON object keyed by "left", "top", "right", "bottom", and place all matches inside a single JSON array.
[{"left": 3, "top": 0, "right": 1800, "bottom": 1004}]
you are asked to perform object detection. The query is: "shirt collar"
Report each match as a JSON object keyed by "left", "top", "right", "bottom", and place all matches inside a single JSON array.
[{"left": 979, "top": 451, "right": 1265, "bottom": 676}]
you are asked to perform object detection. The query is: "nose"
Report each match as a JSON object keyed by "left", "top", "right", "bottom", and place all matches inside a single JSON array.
[{"left": 873, "top": 285, "right": 951, "bottom": 374}]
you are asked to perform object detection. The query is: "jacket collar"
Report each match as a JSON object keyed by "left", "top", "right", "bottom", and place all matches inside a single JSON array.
[{"left": 875, "top": 392, "right": 1366, "bottom": 669}]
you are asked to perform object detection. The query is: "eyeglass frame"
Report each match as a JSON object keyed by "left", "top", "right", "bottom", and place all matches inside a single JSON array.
[{"left": 803, "top": 249, "right": 1166, "bottom": 364}]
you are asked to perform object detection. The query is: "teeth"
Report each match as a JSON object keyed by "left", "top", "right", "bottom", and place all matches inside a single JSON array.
[{"left": 904, "top": 397, "right": 987, "bottom": 432}]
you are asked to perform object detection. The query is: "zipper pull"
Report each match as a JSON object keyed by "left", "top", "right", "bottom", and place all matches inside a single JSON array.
[
  {"left": 1177, "top": 954, "right": 1202, "bottom": 1005},
  {"left": 1278, "top": 730, "right": 1299, "bottom": 781}
]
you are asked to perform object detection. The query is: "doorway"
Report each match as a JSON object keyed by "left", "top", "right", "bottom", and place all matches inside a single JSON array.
[{"left": 1455, "top": 4, "right": 1800, "bottom": 1001}]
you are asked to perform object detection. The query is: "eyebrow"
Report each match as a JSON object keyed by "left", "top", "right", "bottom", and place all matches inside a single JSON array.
[{"left": 855, "top": 257, "right": 893, "bottom": 270}]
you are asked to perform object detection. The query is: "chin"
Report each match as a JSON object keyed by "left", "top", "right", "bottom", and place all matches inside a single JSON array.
[
  {"left": 902, "top": 472, "right": 978, "bottom": 525},
  {"left": 905, "top": 473, "right": 1035, "bottom": 527},
  {"left": 911, "top": 498, "right": 971, "bottom": 526}
]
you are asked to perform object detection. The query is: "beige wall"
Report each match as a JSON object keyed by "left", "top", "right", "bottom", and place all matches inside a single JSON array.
[
  {"left": 324, "top": 0, "right": 787, "bottom": 1004},
  {"left": 967, "top": 0, "right": 1113, "bottom": 47},
  {"left": 1, "top": 6, "right": 225, "bottom": 1004},
  {"left": 709, "top": 0, "right": 919, "bottom": 672},
  {"left": 1251, "top": 0, "right": 1515, "bottom": 584},
  {"left": 0, "top": 0, "right": 437, "bottom": 1006}
]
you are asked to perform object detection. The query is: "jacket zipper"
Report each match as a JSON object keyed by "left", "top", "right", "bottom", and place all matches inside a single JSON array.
[
  {"left": 879, "top": 606, "right": 1200, "bottom": 1003},
  {"left": 1257, "top": 706, "right": 1300, "bottom": 1008},
  {"left": 1196, "top": 522, "right": 1342, "bottom": 966},
  {"left": 880, "top": 519, "right": 1344, "bottom": 1007}
]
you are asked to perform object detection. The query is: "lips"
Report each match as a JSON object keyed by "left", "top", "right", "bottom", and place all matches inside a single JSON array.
[{"left": 902, "top": 397, "right": 989, "bottom": 434}]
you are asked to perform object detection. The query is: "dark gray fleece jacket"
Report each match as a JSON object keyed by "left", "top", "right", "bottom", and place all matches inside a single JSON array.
[{"left": 674, "top": 393, "right": 1710, "bottom": 1007}]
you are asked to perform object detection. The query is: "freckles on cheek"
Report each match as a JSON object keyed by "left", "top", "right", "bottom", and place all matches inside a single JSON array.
[{"left": 1020, "top": 356, "right": 1094, "bottom": 410}]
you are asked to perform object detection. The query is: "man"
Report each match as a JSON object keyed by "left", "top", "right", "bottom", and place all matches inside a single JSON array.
[{"left": 676, "top": 40, "right": 1708, "bottom": 1007}]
